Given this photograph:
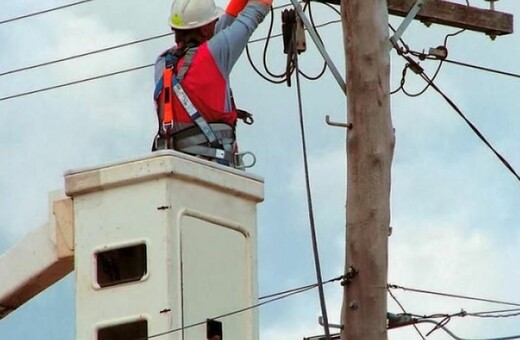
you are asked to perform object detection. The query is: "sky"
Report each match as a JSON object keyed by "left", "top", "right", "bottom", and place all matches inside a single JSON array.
[{"left": 0, "top": 0, "right": 519, "bottom": 339}]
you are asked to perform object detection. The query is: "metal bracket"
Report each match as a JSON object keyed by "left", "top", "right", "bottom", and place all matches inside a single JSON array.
[
  {"left": 289, "top": 0, "right": 346, "bottom": 94},
  {"left": 389, "top": 0, "right": 424, "bottom": 49},
  {"left": 325, "top": 115, "right": 352, "bottom": 129},
  {"left": 319, "top": 316, "right": 342, "bottom": 330},
  {"left": 485, "top": 0, "right": 498, "bottom": 11}
]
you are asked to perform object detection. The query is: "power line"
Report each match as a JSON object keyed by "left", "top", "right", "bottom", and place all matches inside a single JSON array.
[
  {"left": 419, "top": 70, "right": 520, "bottom": 183},
  {"left": 388, "top": 284, "right": 520, "bottom": 308},
  {"left": 133, "top": 275, "right": 344, "bottom": 340},
  {"left": 0, "top": 33, "right": 171, "bottom": 78},
  {"left": 0, "top": 4, "right": 299, "bottom": 78},
  {"left": 391, "top": 40, "right": 520, "bottom": 184},
  {"left": 0, "top": 0, "right": 93, "bottom": 26},
  {"left": 416, "top": 319, "right": 520, "bottom": 340},
  {"left": 0, "top": 64, "right": 154, "bottom": 102},
  {"left": 467, "top": 308, "right": 520, "bottom": 319},
  {"left": 443, "top": 58, "right": 520, "bottom": 80},
  {"left": 388, "top": 288, "right": 426, "bottom": 340},
  {"left": 292, "top": 25, "right": 331, "bottom": 339},
  {"left": 0, "top": 18, "right": 341, "bottom": 103}
]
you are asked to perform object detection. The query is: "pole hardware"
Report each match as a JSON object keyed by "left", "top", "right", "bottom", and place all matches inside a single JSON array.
[
  {"left": 289, "top": 0, "right": 346, "bottom": 94},
  {"left": 485, "top": 0, "right": 498, "bottom": 11},
  {"left": 387, "top": 313, "right": 418, "bottom": 329},
  {"left": 389, "top": 0, "right": 424, "bottom": 50},
  {"left": 340, "top": 266, "right": 359, "bottom": 287},
  {"left": 485, "top": 0, "right": 499, "bottom": 39},
  {"left": 325, "top": 115, "right": 352, "bottom": 129},
  {"left": 319, "top": 316, "right": 343, "bottom": 330}
]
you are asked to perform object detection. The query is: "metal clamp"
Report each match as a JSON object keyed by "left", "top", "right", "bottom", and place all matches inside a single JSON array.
[{"left": 341, "top": 266, "right": 359, "bottom": 287}]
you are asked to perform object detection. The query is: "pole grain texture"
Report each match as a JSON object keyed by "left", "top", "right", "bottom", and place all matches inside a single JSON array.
[{"left": 341, "top": 0, "right": 394, "bottom": 339}]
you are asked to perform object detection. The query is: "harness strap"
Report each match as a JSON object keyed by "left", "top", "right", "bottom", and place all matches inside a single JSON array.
[
  {"left": 177, "top": 48, "right": 198, "bottom": 81},
  {"left": 179, "top": 145, "right": 235, "bottom": 163},
  {"left": 161, "top": 67, "right": 174, "bottom": 133},
  {"left": 175, "top": 125, "right": 235, "bottom": 150},
  {"left": 172, "top": 81, "right": 221, "bottom": 147}
]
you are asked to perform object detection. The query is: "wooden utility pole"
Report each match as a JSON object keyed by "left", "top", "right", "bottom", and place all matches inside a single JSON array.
[
  {"left": 337, "top": 0, "right": 513, "bottom": 339},
  {"left": 341, "top": 1, "right": 394, "bottom": 339}
]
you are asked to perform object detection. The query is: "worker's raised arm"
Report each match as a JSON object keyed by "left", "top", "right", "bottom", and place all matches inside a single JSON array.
[{"left": 209, "top": 0, "right": 272, "bottom": 76}]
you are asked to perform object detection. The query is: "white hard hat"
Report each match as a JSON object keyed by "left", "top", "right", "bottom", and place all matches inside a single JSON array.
[{"left": 169, "top": 0, "right": 224, "bottom": 30}]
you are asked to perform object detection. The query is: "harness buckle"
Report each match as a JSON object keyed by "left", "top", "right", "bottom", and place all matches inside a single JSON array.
[
  {"left": 234, "top": 151, "right": 256, "bottom": 170},
  {"left": 153, "top": 134, "right": 171, "bottom": 151},
  {"left": 161, "top": 121, "right": 174, "bottom": 135}
]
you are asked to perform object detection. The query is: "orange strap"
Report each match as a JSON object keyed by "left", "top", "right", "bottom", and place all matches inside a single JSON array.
[
  {"left": 162, "top": 68, "right": 174, "bottom": 126},
  {"left": 225, "top": 0, "right": 248, "bottom": 17}
]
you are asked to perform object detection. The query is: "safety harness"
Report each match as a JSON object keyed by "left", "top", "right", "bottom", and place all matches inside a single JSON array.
[{"left": 153, "top": 44, "right": 254, "bottom": 168}]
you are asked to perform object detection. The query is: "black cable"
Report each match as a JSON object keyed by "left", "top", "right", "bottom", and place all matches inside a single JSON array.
[
  {"left": 262, "top": 6, "right": 288, "bottom": 79},
  {"left": 133, "top": 275, "right": 343, "bottom": 340},
  {"left": 0, "top": 33, "right": 172, "bottom": 78},
  {"left": 0, "top": 19, "right": 342, "bottom": 102},
  {"left": 259, "top": 274, "right": 344, "bottom": 300},
  {"left": 297, "top": 0, "right": 327, "bottom": 81},
  {"left": 442, "top": 58, "right": 520, "bottom": 80},
  {"left": 400, "top": 29, "right": 465, "bottom": 97},
  {"left": 391, "top": 64, "right": 409, "bottom": 94},
  {"left": 0, "top": 0, "right": 93, "bottom": 26},
  {"left": 420, "top": 71, "right": 520, "bottom": 183},
  {"left": 291, "top": 25, "right": 331, "bottom": 339},
  {"left": 0, "top": 64, "right": 154, "bottom": 102},
  {"left": 246, "top": 44, "right": 287, "bottom": 83}
]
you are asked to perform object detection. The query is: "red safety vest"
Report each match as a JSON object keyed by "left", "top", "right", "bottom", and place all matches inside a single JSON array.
[{"left": 156, "top": 42, "right": 238, "bottom": 135}]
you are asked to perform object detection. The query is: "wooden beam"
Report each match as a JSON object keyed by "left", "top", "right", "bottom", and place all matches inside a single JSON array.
[
  {"left": 313, "top": 0, "right": 513, "bottom": 36},
  {"left": 388, "top": 0, "right": 513, "bottom": 36}
]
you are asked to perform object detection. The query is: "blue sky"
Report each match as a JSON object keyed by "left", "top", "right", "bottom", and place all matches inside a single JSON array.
[{"left": 1, "top": 0, "right": 519, "bottom": 339}]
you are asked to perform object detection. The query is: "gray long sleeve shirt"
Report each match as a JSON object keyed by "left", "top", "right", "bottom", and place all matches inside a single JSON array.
[{"left": 154, "top": 2, "right": 269, "bottom": 112}]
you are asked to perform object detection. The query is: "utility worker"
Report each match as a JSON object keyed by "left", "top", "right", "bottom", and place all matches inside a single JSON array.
[{"left": 152, "top": 0, "right": 272, "bottom": 167}]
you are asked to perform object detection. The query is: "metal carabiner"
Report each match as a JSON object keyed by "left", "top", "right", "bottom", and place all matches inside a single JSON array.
[
  {"left": 234, "top": 151, "right": 256, "bottom": 170},
  {"left": 237, "top": 109, "right": 254, "bottom": 125}
]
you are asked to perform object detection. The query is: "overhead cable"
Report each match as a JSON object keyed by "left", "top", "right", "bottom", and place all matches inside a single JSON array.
[
  {"left": 0, "top": 0, "right": 93, "bottom": 26},
  {"left": 0, "top": 18, "right": 341, "bottom": 103},
  {"left": 416, "top": 319, "right": 520, "bottom": 340},
  {"left": 443, "top": 58, "right": 520, "bottom": 80},
  {"left": 290, "top": 19, "right": 331, "bottom": 339},
  {"left": 419, "top": 70, "right": 520, "bottom": 183},
  {"left": 0, "top": 64, "right": 154, "bottom": 102},
  {"left": 0, "top": 3, "right": 299, "bottom": 79},
  {"left": 133, "top": 275, "right": 344, "bottom": 340},
  {"left": 0, "top": 33, "right": 171, "bottom": 78},
  {"left": 387, "top": 288, "right": 426, "bottom": 339},
  {"left": 389, "top": 284, "right": 520, "bottom": 307}
]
